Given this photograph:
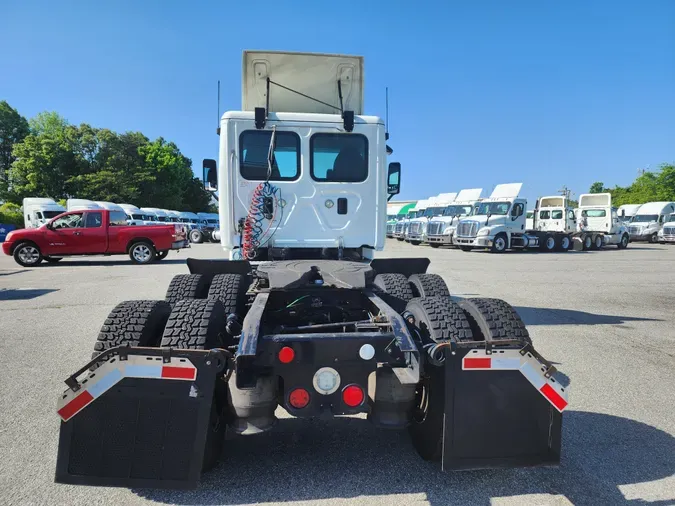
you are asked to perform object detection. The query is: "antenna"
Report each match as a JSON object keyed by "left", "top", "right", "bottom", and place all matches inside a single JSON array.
[
  {"left": 216, "top": 80, "right": 221, "bottom": 136},
  {"left": 385, "top": 87, "right": 389, "bottom": 140}
]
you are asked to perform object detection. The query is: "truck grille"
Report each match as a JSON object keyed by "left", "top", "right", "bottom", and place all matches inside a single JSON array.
[
  {"left": 664, "top": 227, "right": 675, "bottom": 235},
  {"left": 395, "top": 223, "right": 404, "bottom": 234},
  {"left": 427, "top": 222, "right": 443, "bottom": 236},
  {"left": 457, "top": 221, "right": 478, "bottom": 238},
  {"left": 409, "top": 222, "right": 422, "bottom": 235},
  {"left": 629, "top": 226, "right": 641, "bottom": 235},
  {"left": 386, "top": 223, "right": 396, "bottom": 234}
]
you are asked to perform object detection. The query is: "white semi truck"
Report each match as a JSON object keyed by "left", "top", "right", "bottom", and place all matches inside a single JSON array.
[
  {"left": 626, "top": 201, "right": 675, "bottom": 243},
  {"left": 426, "top": 188, "right": 483, "bottom": 248},
  {"left": 576, "top": 193, "right": 630, "bottom": 249},
  {"left": 118, "top": 204, "right": 156, "bottom": 225},
  {"left": 658, "top": 213, "right": 675, "bottom": 244},
  {"left": 22, "top": 198, "right": 66, "bottom": 228},
  {"left": 393, "top": 206, "right": 419, "bottom": 241},
  {"left": 54, "top": 50, "right": 567, "bottom": 490},
  {"left": 401, "top": 199, "right": 429, "bottom": 242},
  {"left": 66, "top": 199, "right": 103, "bottom": 212},
  {"left": 617, "top": 204, "right": 641, "bottom": 224},
  {"left": 141, "top": 207, "right": 170, "bottom": 223},
  {"left": 407, "top": 193, "right": 457, "bottom": 246}
]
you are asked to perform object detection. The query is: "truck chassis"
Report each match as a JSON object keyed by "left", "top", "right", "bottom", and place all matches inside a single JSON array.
[{"left": 54, "top": 257, "right": 567, "bottom": 490}]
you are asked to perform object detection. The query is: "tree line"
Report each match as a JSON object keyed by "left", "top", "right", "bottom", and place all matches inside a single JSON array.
[
  {"left": 0, "top": 100, "right": 214, "bottom": 227},
  {"left": 589, "top": 163, "right": 675, "bottom": 206}
]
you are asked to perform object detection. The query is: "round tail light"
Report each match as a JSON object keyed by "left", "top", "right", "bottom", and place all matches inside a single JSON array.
[
  {"left": 289, "top": 388, "right": 310, "bottom": 409},
  {"left": 278, "top": 346, "right": 295, "bottom": 364},
  {"left": 342, "top": 385, "right": 364, "bottom": 407}
]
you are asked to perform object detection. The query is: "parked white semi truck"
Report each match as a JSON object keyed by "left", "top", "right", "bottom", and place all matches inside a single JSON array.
[
  {"left": 574, "top": 193, "right": 630, "bottom": 249},
  {"left": 141, "top": 207, "right": 170, "bottom": 223},
  {"left": 401, "top": 199, "right": 430, "bottom": 242},
  {"left": 617, "top": 204, "right": 641, "bottom": 225},
  {"left": 393, "top": 206, "right": 418, "bottom": 241},
  {"left": 426, "top": 188, "right": 483, "bottom": 248},
  {"left": 22, "top": 198, "right": 66, "bottom": 228},
  {"left": 407, "top": 193, "right": 457, "bottom": 246},
  {"left": 626, "top": 201, "right": 675, "bottom": 243},
  {"left": 658, "top": 213, "right": 675, "bottom": 244},
  {"left": 118, "top": 204, "right": 156, "bottom": 225},
  {"left": 66, "top": 199, "right": 103, "bottom": 212}
]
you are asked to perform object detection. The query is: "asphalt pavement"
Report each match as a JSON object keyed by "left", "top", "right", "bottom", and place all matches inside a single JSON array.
[{"left": 0, "top": 240, "right": 673, "bottom": 506}]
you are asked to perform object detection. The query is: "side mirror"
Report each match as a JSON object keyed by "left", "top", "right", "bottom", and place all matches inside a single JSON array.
[
  {"left": 203, "top": 159, "right": 217, "bottom": 192},
  {"left": 387, "top": 162, "right": 401, "bottom": 197}
]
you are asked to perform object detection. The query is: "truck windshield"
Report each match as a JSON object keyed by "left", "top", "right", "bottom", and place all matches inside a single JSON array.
[
  {"left": 667, "top": 214, "right": 675, "bottom": 223},
  {"left": 208, "top": 219, "right": 218, "bottom": 224},
  {"left": 415, "top": 210, "right": 426, "bottom": 218},
  {"left": 156, "top": 216, "right": 167, "bottom": 222},
  {"left": 131, "top": 214, "right": 144, "bottom": 220},
  {"left": 407, "top": 212, "right": 416, "bottom": 219},
  {"left": 581, "top": 209, "right": 606, "bottom": 218},
  {"left": 443, "top": 205, "right": 473, "bottom": 217},
  {"left": 476, "top": 202, "right": 510, "bottom": 215},
  {"left": 424, "top": 207, "right": 445, "bottom": 217},
  {"left": 631, "top": 214, "right": 658, "bottom": 222}
]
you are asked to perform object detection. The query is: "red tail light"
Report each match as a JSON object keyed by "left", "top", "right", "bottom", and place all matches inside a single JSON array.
[
  {"left": 289, "top": 388, "right": 310, "bottom": 409},
  {"left": 278, "top": 346, "right": 295, "bottom": 363},
  {"left": 342, "top": 385, "right": 364, "bottom": 407}
]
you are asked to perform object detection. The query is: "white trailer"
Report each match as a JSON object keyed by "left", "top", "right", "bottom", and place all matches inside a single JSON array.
[
  {"left": 426, "top": 188, "right": 483, "bottom": 247},
  {"left": 22, "top": 198, "right": 66, "bottom": 228},
  {"left": 626, "top": 201, "right": 675, "bottom": 243}
]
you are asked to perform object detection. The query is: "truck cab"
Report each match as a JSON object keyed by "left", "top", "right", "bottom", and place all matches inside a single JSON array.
[
  {"left": 141, "top": 208, "right": 170, "bottom": 224},
  {"left": 577, "top": 193, "right": 630, "bottom": 248},
  {"left": 453, "top": 183, "right": 526, "bottom": 252},
  {"left": 627, "top": 201, "right": 675, "bottom": 243},
  {"left": 407, "top": 194, "right": 456, "bottom": 246},
  {"left": 427, "top": 188, "right": 483, "bottom": 247},
  {"left": 617, "top": 204, "right": 641, "bottom": 225},
  {"left": 22, "top": 198, "right": 66, "bottom": 229},
  {"left": 531, "top": 196, "right": 577, "bottom": 234},
  {"left": 658, "top": 213, "right": 675, "bottom": 244},
  {"left": 118, "top": 204, "right": 152, "bottom": 225},
  {"left": 66, "top": 199, "right": 103, "bottom": 212}
]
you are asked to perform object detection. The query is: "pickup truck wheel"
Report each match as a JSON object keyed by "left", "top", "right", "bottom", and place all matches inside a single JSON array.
[
  {"left": 165, "top": 274, "right": 210, "bottom": 306},
  {"left": 618, "top": 234, "right": 629, "bottom": 249},
  {"left": 156, "top": 250, "right": 169, "bottom": 260},
  {"left": 458, "top": 298, "right": 532, "bottom": 346},
  {"left": 92, "top": 300, "right": 172, "bottom": 364},
  {"left": 13, "top": 242, "right": 43, "bottom": 267},
  {"left": 405, "top": 297, "right": 473, "bottom": 461},
  {"left": 129, "top": 241, "right": 156, "bottom": 264},
  {"left": 409, "top": 273, "right": 450, "bottom": 298},
  {"left": 43, "top": 256, "right": 63, "bottom": 263},
  {"left": 190, "top": 229, "right": 203, "bottom": 243},
  {"left": 373, "top": 273, "right": 414, "bottom": 313},
  {"left": 161, "top": 299, "right": 228, "bottom": 471}
]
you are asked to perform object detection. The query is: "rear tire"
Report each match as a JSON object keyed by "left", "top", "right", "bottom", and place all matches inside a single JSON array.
[
  {"left": 542, "top": 234, "right": 556, "bottom": 252},
  {"left": 190, "top": 229, "right": 204, "bottom": 244},
  {"left": 650, "top": 233, "right": 658, "bottom": 244},
  {"left": 406, "top": 297, "right": 473, "bottom": 461},
  {"left": 558, "top": 235, "right": 571, "bottom": 252},
  {"left": 373, "top": 273, "right": 414, "bottom": 313},
  {"left": 593, "top": 234, "right": 603, "bottom": 249},
  {"left": 583, "top": 235, "right": 592, "bottom": 250},
  {"left": 156, "top": 250, "right": 169, "bottom": 260},
  {"left": 165, "top": 273, "right": 210, "bottom": 306},
  {"left": 618, "top": 233, "right": 629, "bottom": 249},
  {"left": 160, "top": 299, "right": 227, "bottom": 471},
  {"left": 409, "top": 273, "right": 450, "bottom": 298},
  {"left": 207, "top": 274, "right": 247, "bottom": 336},
  {"left": 458, "top": 298, "right": 531, "bottom": 345},
  {"left": 128, "top": 241, "right": 156, "bottom": 264},
  {"left": 93, "top": 300, "right": 172, "bottom": 359}
]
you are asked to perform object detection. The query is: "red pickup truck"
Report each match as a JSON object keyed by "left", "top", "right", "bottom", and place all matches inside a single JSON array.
[{"left": 2, "top": 209, "right": 189, "bottom": 267}]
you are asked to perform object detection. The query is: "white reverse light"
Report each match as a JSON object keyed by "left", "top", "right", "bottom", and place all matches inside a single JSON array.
[
  {"left": 313, "top": 367, "right": 340, "bottom": 395},
  {"left": 359, "top": 344, "right": 375, "bottom": 360}
]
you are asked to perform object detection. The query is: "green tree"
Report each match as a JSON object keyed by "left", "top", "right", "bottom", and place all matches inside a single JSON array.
[
  {"left": 0, "top": 101, "right": 30, "bottom": 185},
  {"left": 138, "top": 138, "right": 193, "bottom": 209},
  {"left": 589, "top": 182, "right": 605, "bottom": 193},
  {"left": 29, "top": 111, "right": 68, "bottom": 136},
  {"left": 181, "top": 177, "right": 215, "bottom": 212}
]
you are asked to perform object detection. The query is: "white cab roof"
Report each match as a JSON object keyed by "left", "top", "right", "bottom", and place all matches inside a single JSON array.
[
  {"left": 242, "top": 51, "right": 363, "bottom": 115},
  {"left": 617, "top": 204, "right": 641, "bottom": 215},
  {"left": 635, "top": 201, "right": 675, "bottom": 214},
  {"left": 455, "top": 188, "right": 483, "bottom": 203},
  {"left": 67, "top": 199, "right": 103, "bottom": 211},
  {"left": 412, "top": 199, "right": 430, "bottom": 211},
  {"left": 436, "top": 193, "right": 457, "bottom": 205},
  {"left": 539, "top": 196, "right": 566, "bottom": 207},
  {"left": 578, "top": 193, "right": 611, "bottom": 208},
  {"left": 23, "top": 197, "right": 60, "bottom": 207},
  {"left": 489, "top": 183, "right": 523, "bottom": 199},
  {"left": 94, "top": 201, "right": 124, "bottom": 211}
]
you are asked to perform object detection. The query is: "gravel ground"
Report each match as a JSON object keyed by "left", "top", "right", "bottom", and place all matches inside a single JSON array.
[{"left": 0, "top": 240, "right": 673, "bottom": 506}]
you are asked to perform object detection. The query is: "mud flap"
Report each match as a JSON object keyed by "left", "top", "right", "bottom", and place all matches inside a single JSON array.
[
  {"left": 442, "top": 347, "right": 565, "bottom": 470},
  {"left": 55, "top": 347, "right": 227, "bottom": 489}
]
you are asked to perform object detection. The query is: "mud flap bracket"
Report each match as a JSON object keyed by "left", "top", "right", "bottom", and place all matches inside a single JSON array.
[{"left": 441, "top": 347, "right": 564, "bottom": 471}]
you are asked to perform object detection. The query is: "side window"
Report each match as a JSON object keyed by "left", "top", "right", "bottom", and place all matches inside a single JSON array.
[
  {"left": 109, "top": 211, "right": 128, "bottom": 226},
  {"left": 511, "top": 203, "right": 523, "bottom": 217},
  {"left": 310, "top": 133, "right": 368, "bottom": 182},
  {"left": 551, "top": 210, "right": 563, "bottom": 219},
  {"left": 52, "top": 213, "right": 84, "bottom": 229},
  {"left": 539, "top": 210, "right": 550, "bottom": 219},
  {"left": 85, "top": 212, "right": 103, "bottom": 228},
  {"left": 239, "top": 130, "right": 300, "bottom": 181},
  {"left": 568, "top": 210, "right": 576, "bottom": 220}
]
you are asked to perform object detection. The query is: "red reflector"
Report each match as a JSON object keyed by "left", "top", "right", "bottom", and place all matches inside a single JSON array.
[
  {"left": 161, "top": 366, "right": 196, "bottom": 380},
  {"left": 289, "top": 388, "right": 310, "bottom": 409},
  {"left": 464, "top": 357, "right": 491, "bottom": 369},
  {"left": 278, "top": 346, "right": 295, "bottom": 364},
  {"left": 58, "top": 390, "right": 94, "bottom": 421},
  {"left": 540, "top": 383, "right": 568, "bottom": 412},
  {"left": 342, "top": 385, "right": 364, "bottom": 407}
]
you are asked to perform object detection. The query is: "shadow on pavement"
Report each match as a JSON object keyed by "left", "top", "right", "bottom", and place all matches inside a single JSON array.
[
  {"left": 38, "top": 259, "right": 187, "bottom": 267},
  {"left": 137, "top": 411, "right": 674, "bottom": 506},
  {"left": 0, "top": 288, "right": 58, "bottom": 300},
  {"left": 0, "top": 269, "right": 29, "bottom": 277},
  {"left": 515, "top": 307, "right": 661, "bottom": 326}
]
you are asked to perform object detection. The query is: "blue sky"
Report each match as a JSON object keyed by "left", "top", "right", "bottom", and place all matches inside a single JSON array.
[{"left": 2, "top": 0, "right": 674, "bottom": 204}]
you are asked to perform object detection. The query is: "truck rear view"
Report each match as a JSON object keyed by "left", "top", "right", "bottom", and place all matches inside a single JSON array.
[{"left": 53, "top": 50, "right": 568, "bottom": 490}]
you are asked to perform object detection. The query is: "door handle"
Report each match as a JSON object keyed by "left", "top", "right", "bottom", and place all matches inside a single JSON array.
[{"left": 74, "top": 231, "right": 82, "bottom": 236}]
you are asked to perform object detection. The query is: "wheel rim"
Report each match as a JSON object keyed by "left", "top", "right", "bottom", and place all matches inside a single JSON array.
[
  {"left": 546, "top": 237, "right": 555, "bottom": 250},
  {"left": 585, "top": 237, "right": 591, "bottom": 248},
  {"left": 651, "top": 234, "right": 657, "bottom": 243},
  {"left": 191, "top": 230, "right": 200, "bottom": 241},
  {"left": 495, "top": 237, "right": 506, "bottom": 251},
  {"left": 133, "top": 244, "right": 152, "bottom": 262},
  {"left": 596, "top": 237, "right": 602, "bottom": 247},
  {"left": 562, "top": 237, "right": 570, "bottom": 249},
  {"left": 18, "top": 246, "right": 39, "bottom": 264}
]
